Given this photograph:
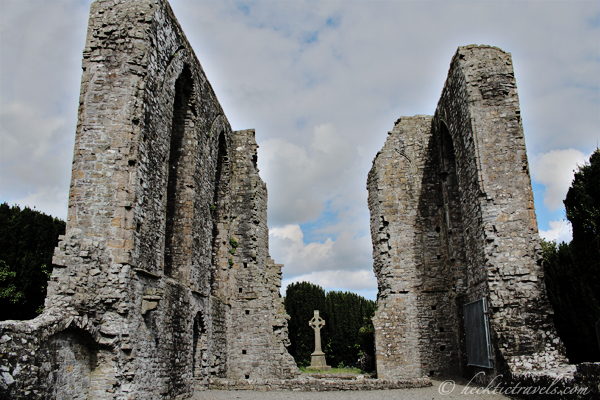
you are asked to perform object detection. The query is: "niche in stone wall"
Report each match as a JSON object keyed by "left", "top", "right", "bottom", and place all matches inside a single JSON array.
[
  {"left": 213, "top": 131, "right": 229, "bottom": 214},
  {"left": 210, "top": 130, "right": 230, "bottom": 269},
  {"left": 164, "top": 66, "right": 197, "bottom": 281},
  {"left": 440, "top": 122, "right": 456, "bottom": 179},
  {"left": 193, "top": 312, "right": 208, "bottom": 380},
  {"left": 438, "top": 121, "right": 462, "bottom": 238},
  {"left": 45, "top": 329, "right": 116, "bottom": 399}
]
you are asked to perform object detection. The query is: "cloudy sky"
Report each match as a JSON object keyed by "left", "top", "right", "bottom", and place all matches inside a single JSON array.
[{"left": 1, "top": 0, "right": 598, "bottom": 300}]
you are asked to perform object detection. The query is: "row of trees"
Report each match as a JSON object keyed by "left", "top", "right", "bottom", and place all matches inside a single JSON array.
[
  {"left": 284, "top": 281, "right": 376, "bottom": 370},
  {"left": 0, "top": 203, "right": 66, "bottom": 321},
  {"left": 542, "top": 149, "right": 600, "bottom": 363}
]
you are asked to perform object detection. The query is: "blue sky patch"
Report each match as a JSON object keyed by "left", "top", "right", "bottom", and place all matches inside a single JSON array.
[
  {"left": 303, "top": 30, "right": 319, "bottom": 45},
  {"left": 300, "top": 205, "right": 340, "bottom": 243},
  {"left": 236, "top": 4, "right": 250, "bottom": 16},
  {"left": 326, "top": 16, "right": 341, "bottom": 29},
  {"left": 531, "top": 181, "right": 566, "bottom": 231}
]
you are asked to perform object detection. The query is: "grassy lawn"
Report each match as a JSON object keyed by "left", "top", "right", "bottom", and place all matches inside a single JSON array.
[{"left": 299, "top": 366, "right": 369, "bottom": 375}]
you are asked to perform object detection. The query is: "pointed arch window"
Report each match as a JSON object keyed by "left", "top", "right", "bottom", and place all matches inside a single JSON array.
[{"left": 164, "top": 66, "right": 196, "bottom": 280}]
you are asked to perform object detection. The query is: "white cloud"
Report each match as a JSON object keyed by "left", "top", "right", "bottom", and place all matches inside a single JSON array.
[
  {"left": 269, "top": 224, "right": 372, "bottom": 277},
  {"left": 11, "top": 186, "right": 69, "bottom": 221},
  {"left": 270, "top": 224, "right": 377, "bottom": 300},
  {"left": 539, "top": 219, "right": 573, "bottom": 245},
  {"left": 529, "top": 149, "right": 589, "bottom": 211},
  {"left": 311, "top": 123, "right": 345, "bottom": 155},
  {"left": 1, "top": 0, "right": 598, "bottom": 298},
  {"left": 259, "top": 123, "right": 367, "bottom": 227},
  {"left": 270, "top": 224, "right": 334, "bottom": 275},
  {"left": 259, "top": 138, "right": 323, "bottom": 224},
  {"left": 0, "top": 0, "right": 89, "bottom": 220},
  {"left": 0, "top": 100, "right": 73, "bottom": 220}
]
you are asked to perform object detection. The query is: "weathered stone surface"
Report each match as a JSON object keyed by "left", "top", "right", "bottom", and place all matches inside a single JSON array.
[
  {"left": 0, "top": 1, "right": 298, "bottom": 399},
  {"left": 0, "top": 1, "right": 587, "bottom": 397},
  {"left": 368, "top": 46, "right": 568, "bottom": 383},
  {"left": 206, "top": 376, "right": 431, "bottom": 391}
]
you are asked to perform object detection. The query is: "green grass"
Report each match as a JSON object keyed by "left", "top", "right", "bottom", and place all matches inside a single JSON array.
[{"left": 299, "top": 366, "right": 368, "bottom": 375}]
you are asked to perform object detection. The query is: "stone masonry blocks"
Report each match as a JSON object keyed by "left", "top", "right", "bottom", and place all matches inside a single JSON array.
[
  {"left": 0, "top": 1, "right": 298, "bottom": 399},
  {"left": 368, "top": 45, "right": 567, "bottom": 383}
]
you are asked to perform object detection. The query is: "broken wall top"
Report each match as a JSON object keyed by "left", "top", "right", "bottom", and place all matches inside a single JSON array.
[
  {"left": 61, "top": 0, "right": 234, "bottom": 287},
  {"left": 368, "top": 44, "right": 566, "bottom": 381}
]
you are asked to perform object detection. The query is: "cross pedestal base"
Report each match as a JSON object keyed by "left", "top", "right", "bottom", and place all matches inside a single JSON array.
[{"left": 307, "top": 351, "right": 331, "bottom": 371}]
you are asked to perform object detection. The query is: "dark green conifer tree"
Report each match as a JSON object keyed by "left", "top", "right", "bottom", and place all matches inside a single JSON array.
[
  {"left": 0, "top": 203, "right": 66, "bottom": 320},
  {"left": 284, "top": 282, "right": 377, "bottom": 370},
  {"left": 543, "top": 148, "right": 600, "bottom": 363},
  {"left": 284, "top": 281, "right": 328, "bottom": 367},
  {"left": 324, "top": 291, "right": 376, "bottom": 368}
]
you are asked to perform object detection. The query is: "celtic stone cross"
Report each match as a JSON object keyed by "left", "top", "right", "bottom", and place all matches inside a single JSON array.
[
  {"left": 309, "top": 310, "right": 325, "bottom": 354},
  {"left": 307, "top": 310, "right": 330, "bottom": 370}
]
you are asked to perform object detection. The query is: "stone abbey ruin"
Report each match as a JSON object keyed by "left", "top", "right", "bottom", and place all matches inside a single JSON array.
[
  {"left": 367, "top": 46, "right": 566, "bottom": 381},
  {"left": 0, "top": 0, "right": 300, "bottom": 397},
  {"left": 1, "top": 0, "right": 598, "bottom": 398}
]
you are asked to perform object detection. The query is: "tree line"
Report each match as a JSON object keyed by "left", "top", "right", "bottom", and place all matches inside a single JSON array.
[
  {"left": 0, "top": 203, "right": 66, "bottom": 321},
  {"left": 284, "top": 281, "right": 376, "bottom": 370},
  {"left": 542, "top": 148, "right": 600, "bottom": 363}
]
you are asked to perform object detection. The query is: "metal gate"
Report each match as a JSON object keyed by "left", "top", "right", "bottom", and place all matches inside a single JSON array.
[{"left": 463, "top": 298, "right": 493, "bottom": 368}]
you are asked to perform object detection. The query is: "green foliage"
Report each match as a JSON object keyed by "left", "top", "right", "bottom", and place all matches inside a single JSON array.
[
  {"left": 357, "top": 320, "right": 375, "bottom": 358},
  {"left": 0, "top": 203, "right": 66, "bottom": 320},
  {"left": 0, "top": 260, "right": 24, "bottom": 304},
  {"left": 209, "top": 204, "right": 216, "bottom": 212},
  {"left": 228, "top": 258, "right": 234, "bottom": 267},
  {"left": 229, "top": 237, "right": 239, "bottom": 255},
  {"left": 323, "top": 290, "right": 376, "bottom": 369},
  {"left": 564, "top": 149, "right": 600, "bottom": 249},
  {"left": 284, "top": 281, "right": 327, "bottom": 367},
  {"left": 284, "top": 282, "right": 377, "bottom": 370},
  {"left": 543, "top": 149, "right": 600, "bottom": 363}
]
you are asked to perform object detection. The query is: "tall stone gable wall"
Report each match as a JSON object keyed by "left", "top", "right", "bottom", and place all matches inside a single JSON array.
[
  {"left": 368, "top": 45, "right": 567, "bottom": 382},
  {"left": 0, "top": 1, "right": 298, "bottom": 398}
]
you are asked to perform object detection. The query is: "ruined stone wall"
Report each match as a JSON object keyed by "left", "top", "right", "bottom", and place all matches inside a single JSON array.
[
  {"left": 434, "top": 46, "right": 565, "bottom": 376},
  {"left": 213, "top": 129, "right": 298, "bottom": 380},
  {"left": 0, "top": 1, "right": 298, "bottom": 398},
  {"left": 368, "top": 45, "right": 566, "bottom": 383},
  {"left": 369, "top": 116, "right": 429, "bottom": 379},
  {"left": 368, "top": 115, "right": 466, "bottom": 380}
]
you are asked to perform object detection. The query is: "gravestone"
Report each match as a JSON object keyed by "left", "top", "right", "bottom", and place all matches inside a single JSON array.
[{"left": 307, "top": 310, "right": 331, "bottom": 371}]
